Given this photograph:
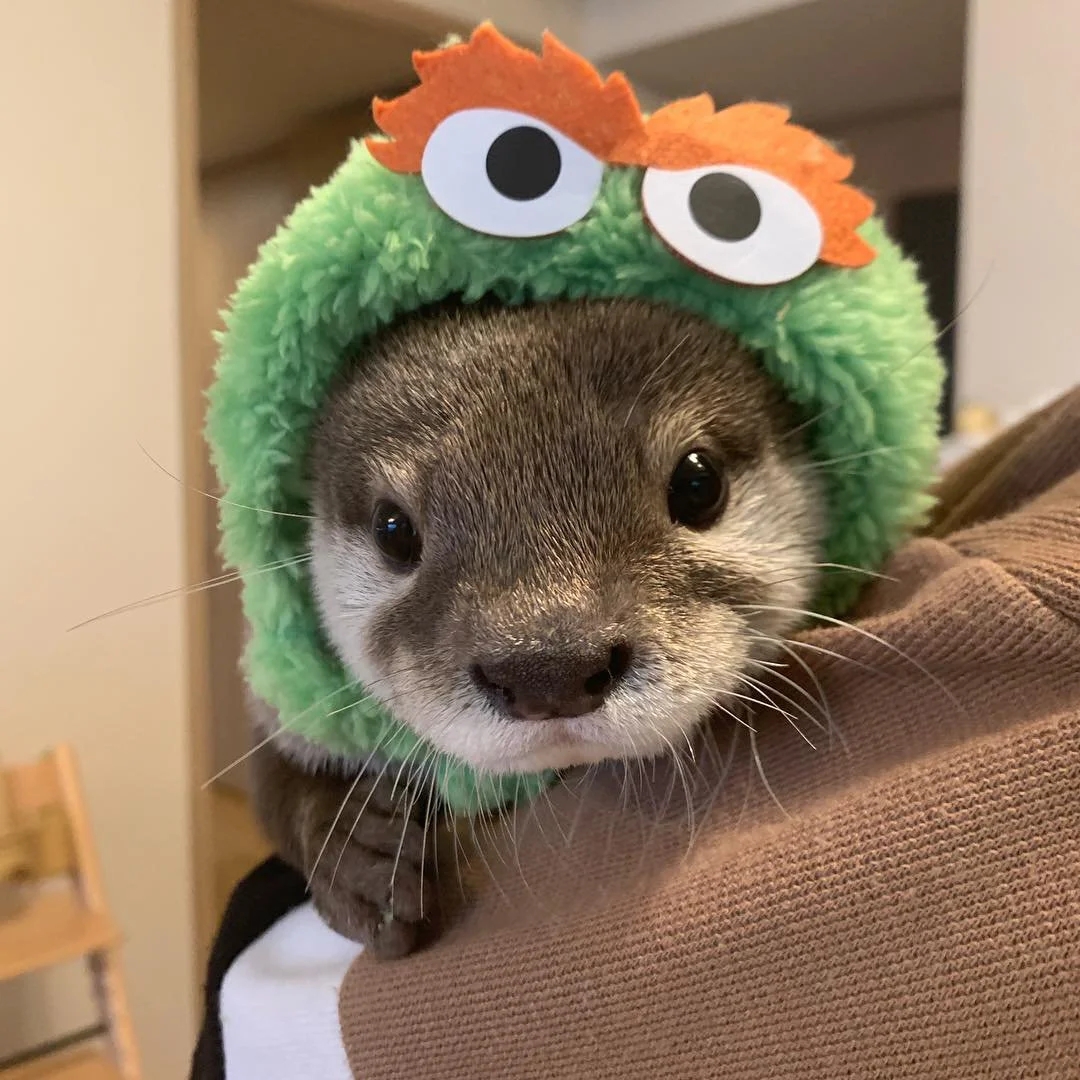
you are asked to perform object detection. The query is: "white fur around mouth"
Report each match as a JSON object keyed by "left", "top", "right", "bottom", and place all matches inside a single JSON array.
[
  {"left": 434, "top": 703, "right": 691, "bottom": 775},
  {"left": 473, "top": 716, "right": 623, "bottom": 774}
]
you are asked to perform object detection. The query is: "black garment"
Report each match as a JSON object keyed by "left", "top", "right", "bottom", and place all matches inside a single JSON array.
[{"left": 189, "top": 857, "right": 309, "bottom": 1080}]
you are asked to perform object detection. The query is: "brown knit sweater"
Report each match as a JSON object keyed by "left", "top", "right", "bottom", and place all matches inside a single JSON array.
[{"left": 340, "top": 388, "right": 1080, "bottom": 1079}]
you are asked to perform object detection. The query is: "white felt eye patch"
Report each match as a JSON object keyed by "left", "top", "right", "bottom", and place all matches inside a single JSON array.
[
  {"left": 420, "top": 107, "right": 605, "bottom": 239},
  {"left": 641, "top": 164, "right": 824, "bottom": 286}
]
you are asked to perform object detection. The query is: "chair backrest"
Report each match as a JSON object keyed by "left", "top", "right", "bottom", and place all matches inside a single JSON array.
[
  {"left": 0, "top": 744, "right": 142, "bottom": 1079},
  {"left": 1, "top": 744, "right": 104, "bottom": 908}
]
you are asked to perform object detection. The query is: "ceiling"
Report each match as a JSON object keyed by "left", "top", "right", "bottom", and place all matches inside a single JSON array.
[
  {"left": 198, "top": 0, "right": 432, "bottom": 166},
  {"left": 608, "top": 0, "right": 967, "bottom": 127},
  {"left": 198, "top": 0, "right": 966, "bottom": 168}
]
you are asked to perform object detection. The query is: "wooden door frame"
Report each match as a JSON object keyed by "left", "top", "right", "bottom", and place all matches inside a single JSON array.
[{"left": 175, "top": 0, "right": 217, "bottom": 970}]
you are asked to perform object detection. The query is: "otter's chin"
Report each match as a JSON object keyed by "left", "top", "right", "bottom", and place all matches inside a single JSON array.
[
  {"left": 408, "top": 701, "right": 706, "bottom": 775},
  {"left": 480, "top": 740, "right": 625, "bottom": 775},
  {"left": 412, "top": 715, "right": 615, "bottom": 775}
]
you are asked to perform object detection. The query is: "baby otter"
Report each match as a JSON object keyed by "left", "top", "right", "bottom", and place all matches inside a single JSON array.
[{"left": 249, "top": 296, "right": 825, "bottom": 956}]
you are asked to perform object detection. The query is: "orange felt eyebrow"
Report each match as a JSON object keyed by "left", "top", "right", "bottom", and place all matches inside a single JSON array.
[
  {"left": 368, "top": 26, "right": 875, "bottom": 270},
  {"left": 613, "top": 97, "right": 876, "bottom": 267},
  {"left": 366, "top": 22, "right": 645, "bottom": 173}
]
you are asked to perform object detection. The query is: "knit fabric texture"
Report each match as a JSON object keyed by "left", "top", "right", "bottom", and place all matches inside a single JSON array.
[
  {"left": 338, "top": 386, "right": 1080, "bottom": 1079},
  {"left": 206, "top": 70, "right": 942, "bottom": 813}
]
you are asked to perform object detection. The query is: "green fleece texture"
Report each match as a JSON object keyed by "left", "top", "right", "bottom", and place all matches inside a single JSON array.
[{"left": 206, "top": 141, "right": 943, "bottom": 814}]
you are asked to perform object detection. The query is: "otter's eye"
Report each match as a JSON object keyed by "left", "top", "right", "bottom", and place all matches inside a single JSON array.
[
  {"left": 667, "top": 450, "right": 728, "bottom": 529},
  {"left": 372, "top": 501, "right": 422, "bottom": 567},
  {"left": 420, "top": 108, "right": 604, "bottom": 238},
  {"left": 641, "top": 165, "right": 823, "bottom": 286}
]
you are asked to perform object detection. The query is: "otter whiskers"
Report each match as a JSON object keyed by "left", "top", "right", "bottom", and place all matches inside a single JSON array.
[
  {"left": 736, "top": 604, "right": 964, "bottom": 716},
  {"left": 68, "top": 551, "right": 312, "bottom": 631}
]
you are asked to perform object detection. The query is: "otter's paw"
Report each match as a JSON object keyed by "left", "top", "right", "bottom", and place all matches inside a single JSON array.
[{"left": 299, "top": 774, "right": 439, "bottom": 959}]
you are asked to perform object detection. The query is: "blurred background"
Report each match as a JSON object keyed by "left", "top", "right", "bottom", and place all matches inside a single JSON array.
[{"left": 0, "top": 0, "right": 1076, "bottom": 1076}]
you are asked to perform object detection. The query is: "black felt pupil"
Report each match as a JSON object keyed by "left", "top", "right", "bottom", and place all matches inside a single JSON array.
[
  {"left": 688, "top": 172, "right": 762, "bottom": 242},
  {"left": 485, "top": 126, "right": 562, "bottom": 202},
  {"left": 667, "top": 450, "right": 728, "bottom": 529},
  {"left": 372, "top": 501, "right": 422, "bottom": 567}
]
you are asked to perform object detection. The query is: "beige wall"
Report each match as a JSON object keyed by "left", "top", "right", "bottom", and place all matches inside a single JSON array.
[
  {"left": 958, "top": 0, "right": 1080, "bottom": 416},
  {"left": 0, "top": 2, "right": 196, "bottom": 1076}
]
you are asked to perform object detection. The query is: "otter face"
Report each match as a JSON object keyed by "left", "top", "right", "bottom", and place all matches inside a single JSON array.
[{"left": 309, "top": 298, "right": 825, "bottom": 775}]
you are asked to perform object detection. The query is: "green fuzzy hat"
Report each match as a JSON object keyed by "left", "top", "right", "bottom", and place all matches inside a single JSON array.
[{"left": 206, "top": 25, "right": 943, "bottom": 814}]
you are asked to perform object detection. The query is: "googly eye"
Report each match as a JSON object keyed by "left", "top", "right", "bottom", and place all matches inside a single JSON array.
[
  {"left": 420, "top": 108, "right": 605, "bottom": 239},
  {"left": 641, "top": 164, "right": 824, "bottom": 286}
]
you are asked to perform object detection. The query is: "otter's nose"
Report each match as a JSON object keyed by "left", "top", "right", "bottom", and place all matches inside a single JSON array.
[{"left": 470, "top": 642, "right": 632, "bottom": 721}]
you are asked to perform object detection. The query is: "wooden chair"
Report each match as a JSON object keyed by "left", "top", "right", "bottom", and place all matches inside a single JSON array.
[{"left": 0, "top": 745, "right": 141, "bottom": 1080}]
